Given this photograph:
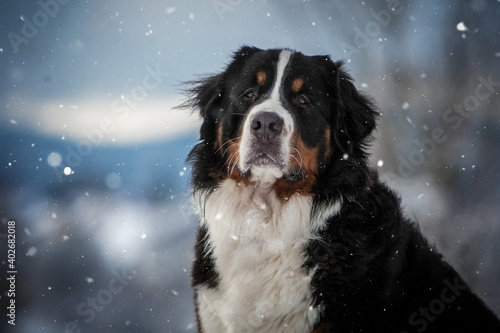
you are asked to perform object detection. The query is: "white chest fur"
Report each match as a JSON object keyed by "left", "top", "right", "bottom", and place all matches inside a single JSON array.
[{"left": 194, "top": 179, "right": 339, "bottom": 333}]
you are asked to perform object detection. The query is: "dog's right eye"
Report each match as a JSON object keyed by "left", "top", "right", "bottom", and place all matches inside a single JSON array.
[{"left": 243, "top": 89, "right": 256, "bottom": 99}]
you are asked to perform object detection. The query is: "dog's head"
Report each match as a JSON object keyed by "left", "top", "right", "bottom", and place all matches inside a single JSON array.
[{"left": 186, "top": 46, "right": 378, "bottom": 198}]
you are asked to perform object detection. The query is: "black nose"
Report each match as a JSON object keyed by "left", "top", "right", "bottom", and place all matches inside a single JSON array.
[{"left": 250, "top": 112, "right": 284, "bottom": 141}]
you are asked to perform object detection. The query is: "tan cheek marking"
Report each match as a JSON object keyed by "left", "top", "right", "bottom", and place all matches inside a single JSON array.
[
  {"left": 225, "top": 129, "right": 247, "bottom": 183},
  {"left": 273, "top": 133, "right": 318, "bottom": 200},
  {"left": 294, "top": 135, "right": 319, "bottom": 174},
  {"left": 215, "top": 123, "right": 224, "bottom": 150},
  {"left": 256, "top": 71, "right": 266, "bottom": 85},
  {"left": 227, "top": 139, "right": 240, "bottom": 168},
  {"left": 324, "top": 127, "right": 332, "bottom": 158},
  {"left": 292, "top": 78, "right": 304, "bottom": 93},
  {"left": 215, "top": 123, "right": 248, "bottom": 183}
]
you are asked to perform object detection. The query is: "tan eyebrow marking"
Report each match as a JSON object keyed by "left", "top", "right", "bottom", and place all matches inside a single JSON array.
[
  {"left": 292, "top": 78, "right": 304, "bottom": 93},
  {"left": 256, "top": 71, "right": 266, "bottom": 85}
]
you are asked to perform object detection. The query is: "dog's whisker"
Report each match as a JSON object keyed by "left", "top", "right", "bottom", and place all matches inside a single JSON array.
[{"left": 216, "top": 136, "right": 242, "bottom": 155}]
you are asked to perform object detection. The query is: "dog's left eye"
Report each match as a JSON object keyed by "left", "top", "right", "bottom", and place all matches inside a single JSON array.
[
  {"left": 243, "top": 89, "right": 256, "bottom": 99},
  {"left": 297, "top": 95, "right": 310, "bottom": 105}
]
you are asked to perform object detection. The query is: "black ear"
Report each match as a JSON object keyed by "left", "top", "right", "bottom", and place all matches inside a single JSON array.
[
  {"left": 311, "top": 56, "right": 378, "bottom": 155},
  {"left": 182, "top": 73, "right": 224, "bottom": 119},
  {"left": 178, "top": 72, "right": 225, "bottom": 150},
  {"left": 233, "top": 45, "right": 262, "bottom": 60},
  {"left": 182, "top": 45, "right": 262, "bottom": 119},
  {"left": 335, "top": 61, "right": 378, "bottom": 145},
  {"left": 222, "top": 45, "right": 262, "bottom": 81}
]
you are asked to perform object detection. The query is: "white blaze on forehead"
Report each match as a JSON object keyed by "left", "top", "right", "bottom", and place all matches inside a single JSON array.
[
  {"left": 262, "top": 49, "right": 294, "bottom": 131},
  {"left": 239, "top": 50, "right": 295, "bottom": 178},
  {"left": 271, "top": 49, "right": 292, "bottom": 101}
]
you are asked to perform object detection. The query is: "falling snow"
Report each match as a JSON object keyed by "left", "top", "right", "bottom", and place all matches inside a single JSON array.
[
  {"left": 47, "top": 152, "right": 62, "bottom": 167},
  {"left": 26, "top": 247, "right": 38, "bottom": 257},
  {"left": 456, "top": 22, "right": 468, "bottom": 32}
]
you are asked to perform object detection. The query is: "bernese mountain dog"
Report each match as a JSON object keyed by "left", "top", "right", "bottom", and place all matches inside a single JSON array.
[{"left": 184, "top": 46, "right": 500, "bottom": 332}]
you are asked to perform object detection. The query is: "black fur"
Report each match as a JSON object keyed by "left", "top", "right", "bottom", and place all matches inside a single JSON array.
[{"left": 184, "top": 46, "right": 500, "bottom": 332}]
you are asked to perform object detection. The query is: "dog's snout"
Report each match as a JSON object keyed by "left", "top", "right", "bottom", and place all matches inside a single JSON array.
[{"left": 250, "top": 112, "right": 284, "bottom": 141}]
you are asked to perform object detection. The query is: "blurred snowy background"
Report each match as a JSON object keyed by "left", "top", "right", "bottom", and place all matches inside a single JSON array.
[{"left": 0, "top": 0, "right": 499, "bottom": 332}]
